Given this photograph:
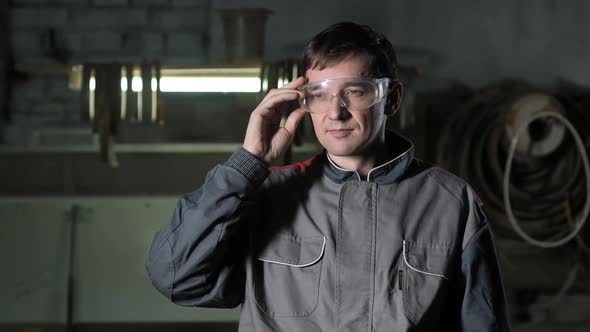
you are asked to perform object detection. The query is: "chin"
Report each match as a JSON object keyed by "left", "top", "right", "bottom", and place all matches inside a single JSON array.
[{"left": 323, "top": 141, "right": 362, "bottom": 157}]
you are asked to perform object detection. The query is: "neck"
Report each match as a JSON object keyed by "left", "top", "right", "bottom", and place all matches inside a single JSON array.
[{"left": 328, "top": 136, "right": 389, "bottom": 177}]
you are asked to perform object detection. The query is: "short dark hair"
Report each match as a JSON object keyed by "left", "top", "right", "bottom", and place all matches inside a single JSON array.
[{"left": 302, "top": 22, "right": 398, "bottom": 82}]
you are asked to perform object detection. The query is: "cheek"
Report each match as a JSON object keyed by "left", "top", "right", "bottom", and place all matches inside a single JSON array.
[
  {"left": 355, "top": 109, "right": 385, "bottom": 139},
  {"left": 369, "top": 104, "right": 386, "bottom": 127},
  {"left": 355, "top": 112, "right": 377, "bottom": 133},
  {"left": 372, "top": 111, "right": 385, "bottom": 127},
  {"left": 310, "top": 114, "right": 324, "bottom": 134}
]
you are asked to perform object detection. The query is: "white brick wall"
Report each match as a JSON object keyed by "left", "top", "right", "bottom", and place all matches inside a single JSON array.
[{"left": 8, "top": 0, "right": 211, "bottom": 129}]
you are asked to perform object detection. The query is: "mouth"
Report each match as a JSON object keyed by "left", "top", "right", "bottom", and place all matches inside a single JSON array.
[
  {"left": 326, "top": 128, "right": 354, "bottom": 138},
  {"left": 327, "top": 128, "right": 353, "bottom": 132}
]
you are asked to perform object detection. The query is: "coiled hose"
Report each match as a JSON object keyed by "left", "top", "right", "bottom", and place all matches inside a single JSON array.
[{"left": 436, "top": 81, "right": 590, "bottom": 247}]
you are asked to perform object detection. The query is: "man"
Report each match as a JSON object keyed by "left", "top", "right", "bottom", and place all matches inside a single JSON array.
[{"left": 146, "top": 22, "right": 510, "bottom": 331}]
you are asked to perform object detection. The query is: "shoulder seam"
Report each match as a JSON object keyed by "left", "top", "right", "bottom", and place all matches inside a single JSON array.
[{"left": 424, "top": 168, "right": 466, "bottom": 205}]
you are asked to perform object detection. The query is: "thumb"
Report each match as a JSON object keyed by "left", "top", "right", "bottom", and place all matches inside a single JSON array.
[{"left": 283, "top": 108, "right": 307, "bottom": 137}]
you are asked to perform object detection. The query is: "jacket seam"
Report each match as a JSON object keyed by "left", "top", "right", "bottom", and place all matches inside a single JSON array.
[
  {"left": 402, "top": 240, "right": 449, "bottom": 279},
  {"left": 405, "top": 242, "right": 454, "bottom": 248},
  {"left": 207, "top": 213, "right": 229, "bottom": 287},
  {"left": 146, "top": 199, "right": 197, "bottom": 287},
  {"left": 366, "top": 146, "right": 412, "bottom": 181},
  {"left": 167, "top": 238, "right": 176, "bottom": 301},
  {"left": 326, "top": 153, "right": 361, "bottom": 181},
  {"left": 462, "top": 223, "right": 490, "bottom": 251},
  {"left": 465, "top": 231, "right": 501, "bottom": 329},
  {"left": 425, "top": 170, "right": 465, "bottom": 207},
  {"left": 335, "top": 184, "right": 345, "bottom": 328},
  {"left": 402, "top": 262, "right": 417, "bottom": 325},
  {"left": 160, "top": 165, "right": 249, "bottom": 299},
  {"left": 149, "top": 199, "right": 197, "bottom": 272},
  {"left": 257, "top": 236, "right": 326, "bottom": 267},
  {"left": 369, "top": 184, "right": 378, "bottom": 331},
  {"left": 224, "top": 148, "right": 269, "bottom": 185},
  {"left": 150, "top": 167, "right": 219, "bottom": 260},
  {"left": 481, "top": 287, "right": 497, "bottom": 322},
  {"left": 252, "top": 242, "right": 324, "bottom": 318}
]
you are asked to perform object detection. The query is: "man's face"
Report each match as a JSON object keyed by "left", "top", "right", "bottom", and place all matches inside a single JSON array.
[{"left": 305, "top": 56, "right": 388, "bottom": 158}]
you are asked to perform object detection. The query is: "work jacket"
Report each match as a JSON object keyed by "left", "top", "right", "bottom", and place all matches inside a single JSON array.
[{"left": 146, "top": 131, "right": 510, "bottom": 331}]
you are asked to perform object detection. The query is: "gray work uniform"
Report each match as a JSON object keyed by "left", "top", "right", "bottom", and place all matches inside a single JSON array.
[{"left": 146, "top": 131, "right": 511, "bottom": 331}]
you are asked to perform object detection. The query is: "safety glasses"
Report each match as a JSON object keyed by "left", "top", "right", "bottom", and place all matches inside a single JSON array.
[{"left": 298, "top": 77, "right": 391, "bottom": 113}]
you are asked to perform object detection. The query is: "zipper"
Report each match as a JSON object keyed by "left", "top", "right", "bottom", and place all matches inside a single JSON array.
[{"left": 398, "top": 269, "right": 403, "bottom": 290}]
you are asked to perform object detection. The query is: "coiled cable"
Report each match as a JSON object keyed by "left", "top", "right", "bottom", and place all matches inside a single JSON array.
[
  {"left": 436, "top": 81, "right": 590, "bottom": 246},
  {"left": 503, "top": 111, "right": 590, "bottom": 248}
]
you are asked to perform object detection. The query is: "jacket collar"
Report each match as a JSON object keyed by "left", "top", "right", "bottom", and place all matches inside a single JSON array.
[{"left": 322, "top": 130, "right": 414, "bottom": 184}]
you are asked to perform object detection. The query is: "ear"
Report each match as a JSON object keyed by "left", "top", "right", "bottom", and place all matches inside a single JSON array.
[{"left": 384, "top": 81, "right": 403, "bottom": 116}]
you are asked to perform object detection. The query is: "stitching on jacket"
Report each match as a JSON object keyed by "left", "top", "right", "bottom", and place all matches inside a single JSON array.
[
  {"left": 335, "top": 184, "right": 346, "bottom": 327},
  {"left": 252, "top": 237, "right": 324, "bottom": 317},
  {"left": 167, "top": 238, "right": 176, "bottom": 301},
  {"left": 366, "top": 146, "right": 412, "bottom": 181},
  {"left": 424, "top": 169, "right": 465, "bottom": 207},
  {"left": 326, "top": 154, "right": 361, "bottom": 180},
  {"left": 402, "top": 261, "right": 416, "bottom": 325},
  {"left": 258, "top": 236, "right": 326, "bottom": 267},
  {"left": 462, "top": 215, "right": 491, "bottom": 251},
  {"left": 153, "top": 167, "right": 220, "bottom": 258},
  {"left": 402, "top": 240, "right": 448, "bottom": 280},
  {"left": 165, "top": 165, "right": 251, "bottom": 299},
  {"left": 408, "top": 242, "right": 454, "bottom": 248},
  {"left": 368, "top": 184, "right": 378, "bottom": 331}
]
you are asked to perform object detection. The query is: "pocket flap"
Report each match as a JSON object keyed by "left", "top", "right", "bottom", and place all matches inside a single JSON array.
[
  {"left": 258, "top": 235, "right": 326, "bottom": 268},
  {"left": 403, "top": 240, "right": 452, "bottom": 278}
]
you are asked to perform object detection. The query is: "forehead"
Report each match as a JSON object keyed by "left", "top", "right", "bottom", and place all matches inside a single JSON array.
[
  {"left": 304, "top": 78, "right": 373, "bottom": 92},
  {"left": 305, "top": 55, "right": 371, "bottom": 83}
]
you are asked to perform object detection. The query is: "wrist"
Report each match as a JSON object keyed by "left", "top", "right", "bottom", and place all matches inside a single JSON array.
[{"left": 224, "top": 148, "right": 270, "bottom": 186}]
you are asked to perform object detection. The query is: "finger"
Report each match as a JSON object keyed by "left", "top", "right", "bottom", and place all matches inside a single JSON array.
[
  {"left": 279, "top": 76, "right": 306, "bottom": 90},
  {"left": 283, "top": 108, "right": 307, "bottom": 136},
  {"left": 255, "top": 91, "right": 301, "bottom": 116},
  {"left": 260, "top": 87, "right": 302, "bottom": 104},
  {"left": 259, "top": 89, "right": 303, "bottom": 105}
]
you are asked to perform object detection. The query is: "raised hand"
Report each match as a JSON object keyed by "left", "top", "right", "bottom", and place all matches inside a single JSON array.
[{"left": 243, "top": 76, "right": 307, "bottom": 164}]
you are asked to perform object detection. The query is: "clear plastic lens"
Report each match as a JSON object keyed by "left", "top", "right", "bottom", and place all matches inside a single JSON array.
[{"left": 299, "top": 78, "right": 390, "bottom": 113}]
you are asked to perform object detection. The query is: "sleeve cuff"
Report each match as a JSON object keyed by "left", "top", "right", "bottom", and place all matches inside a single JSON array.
[{"left": 223, "top": 148, "right": 270, "bottom": 186}]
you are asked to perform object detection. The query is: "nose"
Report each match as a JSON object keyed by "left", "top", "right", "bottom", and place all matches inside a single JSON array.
[{"left": 326, "top": 93, "right": 349, "bottom": 120}]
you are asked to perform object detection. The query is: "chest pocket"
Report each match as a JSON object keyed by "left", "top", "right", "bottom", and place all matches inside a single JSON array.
[
  {"left": 253, "top": 234, "right": 326, "bottom": 317},
  {"left": 401, "top": 240, "right": 454, "bottom": 326}
]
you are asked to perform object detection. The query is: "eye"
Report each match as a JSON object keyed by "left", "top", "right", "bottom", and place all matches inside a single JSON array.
[
  {"left": 344, "top": 88, "right": 365, "bottom": 97},
  {"left": 310, "top": 92, "right": 324, "bottom": 98}
]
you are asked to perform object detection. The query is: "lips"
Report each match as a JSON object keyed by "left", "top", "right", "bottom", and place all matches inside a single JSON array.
[{"left": 326, "top": 128, "right": 354, "bottom": 138}]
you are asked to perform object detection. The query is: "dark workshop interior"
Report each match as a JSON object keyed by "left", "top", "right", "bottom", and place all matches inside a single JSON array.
[{"left": 1, "top": 0, "right": 590, "bottom": 331}]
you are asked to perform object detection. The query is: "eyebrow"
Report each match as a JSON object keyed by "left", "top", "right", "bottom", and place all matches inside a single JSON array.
[{"left": 342, "top": 82, "right": 365, "bottom": 88}]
